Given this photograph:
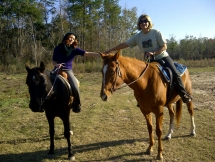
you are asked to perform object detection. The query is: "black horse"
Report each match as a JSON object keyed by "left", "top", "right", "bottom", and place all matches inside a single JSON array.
[{"left": 25, "top": 61, "right": 75, "bottom": 160}]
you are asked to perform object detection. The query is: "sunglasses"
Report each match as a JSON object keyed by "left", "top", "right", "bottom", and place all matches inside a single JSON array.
[{"left": 139, "top": 20, "right": 149, "bottom": 24}]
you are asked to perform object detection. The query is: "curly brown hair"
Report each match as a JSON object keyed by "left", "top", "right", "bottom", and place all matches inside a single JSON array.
[{"left": 62, "top": 33, "right": 78, "bottom": 48}]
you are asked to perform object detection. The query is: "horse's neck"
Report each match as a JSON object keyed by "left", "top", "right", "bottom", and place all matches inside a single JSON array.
[
  {"left": 44, "top": 70, "right": 53, "bottom": 91},
  {"left": 120, "top": 57, "right": 147, "bottom": 84}
]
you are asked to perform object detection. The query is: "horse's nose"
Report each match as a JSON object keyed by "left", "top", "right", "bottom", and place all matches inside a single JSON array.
[
  {"left": 29, "top": 103, "right": 37, "bottom": 112},
  {"left": 29, "top": 99, "right": 41, "bottom": 112},
  {"left": 101, "top": 94, "right": 108, "bottom": 101},
  {"left": 100, "top": 89, "right": 108, "bottom": 101}
]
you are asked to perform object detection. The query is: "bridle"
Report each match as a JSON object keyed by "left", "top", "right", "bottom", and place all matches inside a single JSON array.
[{"left": 110, "top": 60, "right": 149, "bottom": 93}]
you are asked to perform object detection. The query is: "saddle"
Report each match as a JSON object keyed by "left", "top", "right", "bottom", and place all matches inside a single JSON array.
[
  {"left": 58, "top": 70, "right": 69, "bottom": 81},
  {"left": 50, "top": 70, "right": 73, "bottom": 105},
  {"left": 151, "top": 60, "right": 187, "bottom": 103},
  {"left": 58, "top": 70, "right": 80, "bottom": 87},
  {"left": 50, "top": 69, "right": 81, "bottom": 105},
  {"left": 156, "top": 62, "right": 187, "bottom": 82}
]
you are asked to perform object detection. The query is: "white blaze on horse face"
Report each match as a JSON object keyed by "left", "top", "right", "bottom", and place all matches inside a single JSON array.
[{"left": 102, "top": 64, "right": 108, "bottom": 88}]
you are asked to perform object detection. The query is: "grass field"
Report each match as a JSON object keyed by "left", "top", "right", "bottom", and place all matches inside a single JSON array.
[{"left": 0, "top": 69, "right": 215, "bottom": 162}]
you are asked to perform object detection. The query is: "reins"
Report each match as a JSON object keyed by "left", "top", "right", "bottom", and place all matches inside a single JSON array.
[
  {"left": 40, "top": 65, "right": 64, "bottom": 106},
  {"left": 112, "top": 61, "right": 149, "bottom": 92}
]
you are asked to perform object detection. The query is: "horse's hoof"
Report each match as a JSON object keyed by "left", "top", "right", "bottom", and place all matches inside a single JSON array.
[
  {"left": 145, "top": 148, "right": 153, "bottom": 155},
  {"left": 190, "top": 133, "right": 196, "bottom": 137},
  {"left": 164, "top": 136, "right": 171, "bottom": 140},
  {"left": 156, "top": 155, "right": 163, "bottom": 161},
  {"left": 69, "top": 155, "right": 75, "bottom": 161},
  {"left": 39, "top": 109, "right": 45, "bottom": 112}
]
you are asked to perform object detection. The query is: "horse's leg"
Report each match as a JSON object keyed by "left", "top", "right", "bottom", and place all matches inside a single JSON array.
[
  {"left": 142, "top": 112, "right": 154, "bottom": 155},
  {"left": 186, "top": 101, "right": 196, "bottom": 137},
  {"left": 62, "top": 111, "right": 75, "bottom": 161},
  {"left": 155, "top": 107, "right": 164, "bottom": 160},
  {"left": 184, "top": 71, "right": 196, "bottom": 137},
  {"left": 165, "top": 104, "right": 175, "bottom": 140},
  {"left": 46, "top": 116, "right": 55, "bottom": 157}
]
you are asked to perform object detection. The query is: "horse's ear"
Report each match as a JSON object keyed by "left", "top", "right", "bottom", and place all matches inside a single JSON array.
[
  {"left": 25, "top": 64, "right": 30, "bottom": 72},
  {"left": 39, "top": 61, "right": 45, "bottom": 72},
  {"left": 113, "top": 50, "right": 120, "bottom": 61},
  {"left": 99, "top": 52, "right": 107, "bottom": 60}
]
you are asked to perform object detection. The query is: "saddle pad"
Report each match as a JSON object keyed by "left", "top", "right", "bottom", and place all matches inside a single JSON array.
[
  {"left": 174, "top": 62, "right": 187, "bottom": 76},
  {"left": 157, "top": 62, "right": 187, "bottom": 82}
]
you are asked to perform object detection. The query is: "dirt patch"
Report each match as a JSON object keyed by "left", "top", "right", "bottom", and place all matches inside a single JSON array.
[{"left": 191, "top": 72, "right": 215, "bottom": 110}]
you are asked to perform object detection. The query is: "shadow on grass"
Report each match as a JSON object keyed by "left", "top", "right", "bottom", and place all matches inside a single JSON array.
[
  {"left": 0, "top": 137, "right": 152, "bottom": 162},
  {"left": 1, "top": 134, "right": 193, "bottom": 161},
  {"left": 0, "top": 135, "right": 51, "bottom": 145},
  {"left": 82, "top": 152, "right": 154, "bottom": 162}
]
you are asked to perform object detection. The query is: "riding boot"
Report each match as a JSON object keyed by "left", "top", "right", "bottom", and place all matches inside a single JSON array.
[
  {"left": 70, "top": 88, "right": 81, "bottom": 113},
  {"left": 174, "top": 77, "right": 192, "bottom": 103},
  {"left": 180, "top": 93, "right": 192, "bottom": 103},
  {"left": 161, "top": 56, "right": 192, "bottom": 104}
]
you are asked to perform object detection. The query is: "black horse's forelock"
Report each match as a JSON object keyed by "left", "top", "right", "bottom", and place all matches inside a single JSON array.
[{"left": 26, "top": 67, "right": 47, "bottom": 86}]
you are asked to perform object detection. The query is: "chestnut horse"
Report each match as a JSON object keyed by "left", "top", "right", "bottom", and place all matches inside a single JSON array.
[
  {"left": 100, "top": 51, "right": 196, "bottom": 160},
  {"left": 25, "top": 62, "right": 75, "bottom": 161}
]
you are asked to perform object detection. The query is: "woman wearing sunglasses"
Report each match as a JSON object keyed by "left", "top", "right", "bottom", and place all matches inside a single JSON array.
[{"left": 104, "top": 14, "right": 192, "bottom": 103}]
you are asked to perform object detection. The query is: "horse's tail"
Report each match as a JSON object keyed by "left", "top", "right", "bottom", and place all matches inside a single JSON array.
[{"left": 175, "top": 99, "right": 183, "bottom": 126}]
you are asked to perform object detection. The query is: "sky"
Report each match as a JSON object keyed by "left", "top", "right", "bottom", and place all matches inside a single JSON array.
[{"left": 119, "top": 0, "right": 215, "bottom": 40}]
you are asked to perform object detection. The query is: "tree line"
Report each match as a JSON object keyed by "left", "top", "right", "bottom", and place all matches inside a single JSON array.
[{"left": 0, "top": 0, "right": 214, "bottom": 73}]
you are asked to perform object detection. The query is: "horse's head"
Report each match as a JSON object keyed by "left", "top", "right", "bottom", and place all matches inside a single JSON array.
[
  {"left": 25, "top": 61, "right": 47, "bottom": 112},
  {"left": 100, "top": 51, "right": 124, "bottom": 101}
]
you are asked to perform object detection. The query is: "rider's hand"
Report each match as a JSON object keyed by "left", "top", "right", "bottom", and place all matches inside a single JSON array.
[
  {"left": 145, "top": 51, "right": 154, "bottom": 57},
  {"left": 103, "top": 51, "right": 110, "bottom": 54},
  {"left": 56, "top": 63, "right": 63, "bottom": 69}
]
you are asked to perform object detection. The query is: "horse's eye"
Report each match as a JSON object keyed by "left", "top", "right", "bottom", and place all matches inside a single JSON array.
[
  {"left": 32, "top": 75, "right": 40, "bottom": 85},
  {"left": 33, "top": 76, "right": 37, "bottom": 82},
  {"left": 110, "top": 70, "right": 115, "bottom": 75}
]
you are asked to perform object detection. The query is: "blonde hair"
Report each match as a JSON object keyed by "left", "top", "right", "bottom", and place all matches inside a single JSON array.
[{"left": 137, "top": 14, "right": 153, "bottom": 31}]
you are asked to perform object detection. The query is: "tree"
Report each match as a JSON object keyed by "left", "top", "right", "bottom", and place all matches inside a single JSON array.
[
  {"left": 0, "top": 0, "right": 44, "bottom": 66},
  {"left": 102, "top": 0, "right": 121, "bottom": 49},
  {"left": 167, "top": 35, "right": 179, "bottom": 59}
]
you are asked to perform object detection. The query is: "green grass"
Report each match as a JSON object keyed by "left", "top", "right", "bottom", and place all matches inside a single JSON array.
[{"left": 0, "top": 71, "right": 215, "bottom": 162}]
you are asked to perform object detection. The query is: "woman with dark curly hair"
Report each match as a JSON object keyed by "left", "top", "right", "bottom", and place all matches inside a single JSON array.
[{"left": 52, "top": 32, "right": 99, "bottom": 112}]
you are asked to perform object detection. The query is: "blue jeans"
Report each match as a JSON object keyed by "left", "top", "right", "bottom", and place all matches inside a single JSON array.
[{"left": 64, "top": 69, "right": 81, "bottom": 106}]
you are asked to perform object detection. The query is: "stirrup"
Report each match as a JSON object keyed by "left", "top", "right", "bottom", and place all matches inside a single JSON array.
[{"left": 182, "top": 94, "right": 192, "bottom": 103}]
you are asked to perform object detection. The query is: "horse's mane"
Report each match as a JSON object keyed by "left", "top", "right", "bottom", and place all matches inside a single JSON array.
[
  {"left": 118, "top": 55, "right": 149, "bottom": 71},
  {"left": 119, "top": 55, "right": 160, "bottom": 72},
  {"left": 117, "top": 55, "right": 149, "bottom": 78},
  {"left": 103, "top": 53, "right": 147, "bottom": 66},
  {"left": 119, "top": 55, "right": 146, "bottom": 64}
]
